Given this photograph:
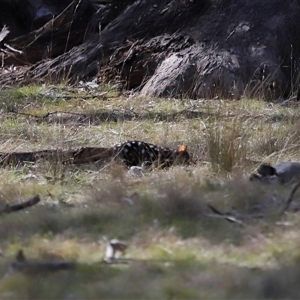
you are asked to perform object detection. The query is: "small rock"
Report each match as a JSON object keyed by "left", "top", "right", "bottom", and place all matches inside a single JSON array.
[
  {"left": 127, "top": 166, "right": 145, "bottom": 177},
  {"left": 104, "top": 239, "right": 128, "bottom": 262}
]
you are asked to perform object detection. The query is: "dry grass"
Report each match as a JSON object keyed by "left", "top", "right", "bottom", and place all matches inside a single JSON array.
[{"left": 0, "top": 83, "right": 300, "bottom": 298}]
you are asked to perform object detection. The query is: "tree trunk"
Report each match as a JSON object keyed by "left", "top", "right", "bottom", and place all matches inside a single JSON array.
[
  {"left": 2, "top": 0, "right": 300, "bottom": 100},
  {"left": 1, "top": 0, "right": 96, "bottom": 65}
]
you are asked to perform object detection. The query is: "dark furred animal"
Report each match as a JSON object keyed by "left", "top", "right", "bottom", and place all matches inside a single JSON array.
[
  {"left": 250, "top": 161, "right": 300, "bottom": 184},
  {"left": 112, "top": 141, "right": 190, "bottom": 167},
  {"left": 72, "top": 141, "right": 190, "bottom": 168},
  {"left": 73, "top": 141, "right": 191, "bottom": 168},
  {"left": 0, "top": 141, "right": 191, "bottom": 168}
]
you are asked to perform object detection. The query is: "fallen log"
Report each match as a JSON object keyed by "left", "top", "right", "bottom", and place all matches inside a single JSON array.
[
  {"left": 0, "top": 150, "right": 63, "bottom": 166},
  {"left": 0, "top": 147, "right": 112, "bottom": 166}
]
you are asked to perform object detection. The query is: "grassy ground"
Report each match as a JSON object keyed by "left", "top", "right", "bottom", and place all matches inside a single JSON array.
[{"left": 0, "top": 83, "right": 300, "bottom": 298}]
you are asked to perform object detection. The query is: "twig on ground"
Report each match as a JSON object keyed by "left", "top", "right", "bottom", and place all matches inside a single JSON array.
[
  {"left": 3, "top": 43, "right": 23, "bottom": 54},
  {"left": 48, "top": 92, "right": 108, "bottom": 99},
  {"left": 0, "top": 195, "right": 40, "bottom": 215},
  {"left": 7, "top": 249, "right": 76, "bottom": 275},
  {"left": 9, "top": 261, "right": 76, "bottom": 273},
  {"left": 280, "top": 180, "right": 300, "bottom": 216},
  {"left": 205, "top": 204, "right": 245, "bottom": 225}
]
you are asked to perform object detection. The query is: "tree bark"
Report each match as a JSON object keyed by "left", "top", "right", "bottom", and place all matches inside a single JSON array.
[
  {"left": 2, "top": 0, "right": 300, "bottom": 100},
  {"left": 1, "top": 0, "right": 96, "bottom": 65}
]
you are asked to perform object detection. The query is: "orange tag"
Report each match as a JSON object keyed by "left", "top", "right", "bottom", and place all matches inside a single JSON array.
[{"left": 178, "top": 144, "right": 187, "bottom": 152}]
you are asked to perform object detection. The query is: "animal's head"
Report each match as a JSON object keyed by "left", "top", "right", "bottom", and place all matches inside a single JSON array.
[
  {"left": 174, "top": 144, "right": 190, "bottom": 165},
  {"left": 249, "top": 173, "right": 279, "bottom": 184},
  {"left": 257, "top": 164, "right": 278, "bottom": 177},
  {"left": 249, "top": 163, "right": 279, "bottom": 184}
]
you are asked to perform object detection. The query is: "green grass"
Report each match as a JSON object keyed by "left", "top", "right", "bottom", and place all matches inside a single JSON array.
[{"left": 0, "top": 83, "right": 300, "bottom": 298}]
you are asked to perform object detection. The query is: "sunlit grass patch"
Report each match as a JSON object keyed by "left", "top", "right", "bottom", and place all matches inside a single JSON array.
[
  {"left": 205, "top": 116, "right": 248, "bottom": 173},
  {"left": 1, "top": 83, "right": 300, "bottom": 298},
  {"left": 250, "top": 117, "right": 300, "bottom": 163},
  {"left": 2, "top": 256, "right": 300, "bottom": 299},
  {"left": 0, "top": 83, "right": 119, "bottom": 115},
  {"left": 8, "top": 85, "right": 45, "bottom": 99}
]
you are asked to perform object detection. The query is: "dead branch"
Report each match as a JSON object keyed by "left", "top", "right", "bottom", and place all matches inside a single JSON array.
[
  {"left": 9, "top": 261, "right": 76, "bottom": 273},
  {"left": 0, "top": 147, "right": 112, "bottom": 166},
  {"left": 7, "top": 249, "right": 76, "bottom": 274},
  {"left": 280, "top": 181, "right": 300, "bottom": 216},
  {"left": 0, "top": 195, "right": 40, "bottom": 215},
  {"left": 206, "top": 204, "right": 245, "bottom": 225},
  {"left": 3, "top": 43, "right": 22, "bottom": 54}
]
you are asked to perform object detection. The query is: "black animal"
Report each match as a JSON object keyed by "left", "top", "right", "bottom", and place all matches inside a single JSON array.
[
  {"left": 111, "top": 141, "right": 190, "bottom": 168},
  {"left": 250, "top": 162, "right": 300, "bottom": 184},
  {"left": 0, "top": 141, "right": 191, "bottom": 168}
]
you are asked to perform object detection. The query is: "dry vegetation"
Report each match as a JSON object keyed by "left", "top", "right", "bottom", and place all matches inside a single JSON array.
[{"left": 0, "top": 83, "right": 299, "bottom": 298}]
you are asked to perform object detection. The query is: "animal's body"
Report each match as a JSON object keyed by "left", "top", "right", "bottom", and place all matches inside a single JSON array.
[
  {"left": 250, "top": 161, "right": 300, "bottom": 184},
  {"left": 112, "top": 140, "right": 190, "bottom": 167},
  {"left": 73, "top": 140, "right": 190, "bottom": 168},
  {"left": 0, "top": 141, "right": 191, "bottom": 168}
]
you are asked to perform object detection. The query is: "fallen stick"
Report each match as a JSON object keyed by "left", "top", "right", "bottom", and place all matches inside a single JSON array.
[
  {"left": 0, "top": 195, "right": 40, "bottom": 215},
  {"left": 206, "top": 204, "right": 245, "bottom": 225},
  {"left": 280, "top": 180, "right": 300, "bottom": 216},
  {"left": 9, "top": 261, "right": 76, "bottom": 274},
  {"left": 0, "top": 147, "right": 110, "bottom": 166},
  {"left": 6, "top": 249, "right": 76, "bottom": 275}
]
